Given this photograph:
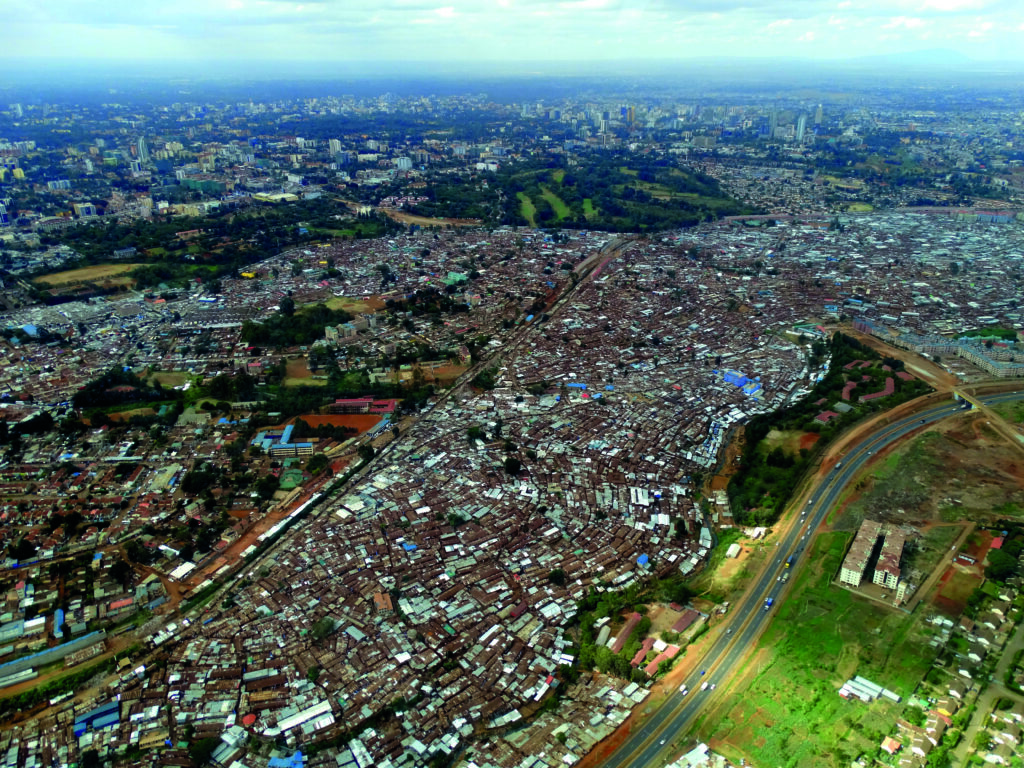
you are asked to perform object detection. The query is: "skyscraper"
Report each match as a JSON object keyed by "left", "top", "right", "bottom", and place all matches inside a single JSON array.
[
  {"left": 796, "top": 114, "right": 807, "bottom": 143},
  {"left": 136, "top": 136, "right": 149, "bottom": 163},
  {"left": 768, "top": 108, "right": 778, "bottom": 138},
  {"left": 328, "top": 139, "right": 342, "bottom": 155},
  {"left": 814, "top": 104, "right": 823, "bottom": 126}
]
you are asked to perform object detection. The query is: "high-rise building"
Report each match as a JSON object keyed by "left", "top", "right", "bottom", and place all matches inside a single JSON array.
[
  {"left": 328, "top": 139, "right": 342, "bottom": 155},
  {"left": 768, "top": 108, "right": 778, "bottom": 138},
  {"left": 814, "top": 103, "right": 823, "bottom": 126},
  {"left": 11, "top": 104, "right": 23, "bottom": 119},
  {"left": 136, "top": 136, "right": 149, "bottom": 163},
  {"left": 796, "top": 114, "right": 807, "bottom": 143}
]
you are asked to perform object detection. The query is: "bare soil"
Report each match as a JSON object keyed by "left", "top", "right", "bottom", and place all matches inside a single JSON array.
[
  {"left": 380, "top": 209, "right": 482, "bottom": 227},
  {"left": 290, "top": 413, "right": 383, "bottom": 434}
]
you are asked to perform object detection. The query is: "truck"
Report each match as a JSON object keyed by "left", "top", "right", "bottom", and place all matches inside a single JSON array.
[
  {"left": 785, "top": 555, "right": 795, "bottom": 569},
  {"left": 764, "top": 597, "right": 774, "bottom": 610},
  {"left": 782, "top": 571, "right": 790, "bottom": 583}
]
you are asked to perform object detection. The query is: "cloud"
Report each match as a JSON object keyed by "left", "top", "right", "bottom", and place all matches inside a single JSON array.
[{"left": 3, "top": 0, "right": 1024, "bottom": 64}]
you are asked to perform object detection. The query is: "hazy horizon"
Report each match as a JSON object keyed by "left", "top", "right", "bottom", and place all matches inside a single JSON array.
[{"left": 4, "top": 0, "right": 1024, "bottom": 76}]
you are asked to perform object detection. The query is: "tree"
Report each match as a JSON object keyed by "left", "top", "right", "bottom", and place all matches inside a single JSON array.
[
  {"left": 188, "top": 737, "right": 221, "bottom": 766},
  {"left": 306, "top": 454, "right": 329, "bottom": 475},
  {"left": 504, "top": 456, "right": 522, "bottom": 476},
  {"left": 986, "top": 549, "right": 1018, "bottom": 581},
  {"left": 279, "top": 295, "right": 295, "bottom": 317},
  {"left": 549, "top": 569, "right": 566, "bottom": 587},
  {"left": 358, "top": 444, "right": 375, "bottom": 462},
  {"left": 110, "top": 559, "right": 133, "bottom": 588}
]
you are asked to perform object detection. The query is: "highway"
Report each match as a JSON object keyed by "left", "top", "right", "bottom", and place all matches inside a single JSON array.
[{"left": 603, "top": 390, "right": 1024, "bottom": 768}]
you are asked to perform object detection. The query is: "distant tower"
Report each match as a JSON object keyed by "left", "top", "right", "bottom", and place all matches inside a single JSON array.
[
  {"left": 814, "top": 103, "right": 823, "bottom": 126},
  {"left": 12, "top": 104, "right": 23, "bottom": 119},
  {"left": 796, "top": 114, "right": 807, "bottom": 143},
  {"left": 328, "top": 138, "right": 342, "bottom": 155},
  {"left": 768, "top": 108, "right": 778, "bottom": 138},
  {"left": 627, "top": 106, "right": 636, "bottom": 126},
  {"left": 136, "top": 136, "right": 149, "bottom": 163}
]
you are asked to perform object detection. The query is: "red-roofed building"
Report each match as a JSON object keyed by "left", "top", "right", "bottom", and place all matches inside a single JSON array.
[
  {"left": 643, "top": 645, "right": 681, "bottom": 677},
  {"left": 860, "top": 377, "right": 895, "bottom": 402},
  {"left": 816, "top": 410, "right": 840, "bottom": 423},
  {"left": 611, "top": 612, "right": 642, "bottom": 654},
  {"left": 671, "top": 609, "right": 701, "bottom": 634},
  {"left": 631, "top": 637, "right": 656, "bottom": 667},
  {"left": 881, "top": 737, "right": 902, "bottom": 755}
]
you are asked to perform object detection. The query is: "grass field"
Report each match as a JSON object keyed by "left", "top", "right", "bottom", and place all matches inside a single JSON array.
[
  {"left": 710, "top": 531, "right": 936, "bottom": 767},
  {"left": 847, "top": 203, "right": 874, "bottom": 212},
  {"left": 323, "top": 296, "right": 384, "bottom": 314},
  {"left": 551, "top": 169, "right": 565, "bottom": 183},
  {"left": 583, "top": 198, "right": 598, "bottom": 220},
  {"left": 539, "top": 185, "right": 571, "bottom": 221},
  {"left": 517, "top": 192, "right": 537, "bottom": 227},
  {"left": 33, "top": 263, "right": 147, "bottom": 287},
  {"left": 147, "top": 371, "right": 190, "bottom": 389},
  {"left": 991, "top": 399, "right": 1024, "bottom": 424}
]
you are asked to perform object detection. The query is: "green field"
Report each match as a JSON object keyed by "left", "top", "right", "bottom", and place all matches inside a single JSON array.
[
  {"left": 517, "top": 192, "right": 537, "bottom": 227},
  {"left": 709, "top": 532, "right": 937, "bottom": 767},
  {"left": 539, "top": 185, "right": 572, "bottom": 221},
  {"left": 498, "top": 155, "right": 754, "bottom": 232},
  {"left": 991, "top": 399, "right": 1024, "bottom": 425}
]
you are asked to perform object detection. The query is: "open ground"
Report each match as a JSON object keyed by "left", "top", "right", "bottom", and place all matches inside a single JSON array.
[
  {"left": 32, "top": 263, "right": 147, "bottom": 287},
  {"left": 706, "top": 531, "right": 937, "bottom": 767}
]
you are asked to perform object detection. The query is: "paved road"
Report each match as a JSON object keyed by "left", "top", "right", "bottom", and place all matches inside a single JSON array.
[
  {"left": 954, "top": 619, "right": 1024, "bottom": 764},
  {"left": 604, "top": 390, "right": 1024, "bottom": 768}
]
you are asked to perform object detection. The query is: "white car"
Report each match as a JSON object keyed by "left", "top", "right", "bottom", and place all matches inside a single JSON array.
[
  {"left": 700, "top": 682, "right": 709, "bottom": 691},
  {"left": 710, "top": 683, "right": 716, "bottom": 690}
]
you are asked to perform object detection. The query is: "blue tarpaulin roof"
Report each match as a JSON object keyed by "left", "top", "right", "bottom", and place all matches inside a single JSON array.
[
  {"left": 402, "top": 542, "right": 418, "bottom": 551},
  {"left": 268, "top": 752, "right": 305, "bottom": 768},
  {"left": 637, "top": 554, "right": 649, "bottom": 566}
]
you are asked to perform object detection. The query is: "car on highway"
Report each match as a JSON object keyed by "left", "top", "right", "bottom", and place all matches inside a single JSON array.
[
  {"left": 700, "top": 681, "right": 709, "bottom": 691},
  {"left": 679, "top": 686, "right": 688, "bottom": 695},
  {"left": 659, "top": 739, "right": 666, "bottom": 746},
  {"left": 700, "top": 669, "right": 706, "bottom": 675},
  {"left": 710, "top": 683, "right": 716, "bottom": 690}
]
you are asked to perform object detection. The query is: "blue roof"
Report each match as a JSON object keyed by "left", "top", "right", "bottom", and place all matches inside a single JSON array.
[
  {"left": 402, "top": 542, "right": 418, "bottom": 552},
  {"left": 268, "top": 751, "right": 304, "bottom": 768},
  {"left": 637, "top": 554, "right": 649, "bottom": 566}
]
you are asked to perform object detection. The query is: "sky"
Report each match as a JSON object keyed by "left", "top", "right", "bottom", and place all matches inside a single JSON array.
[{"left": 5, "top": 0, "right": 1024, "bottom": 69}]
